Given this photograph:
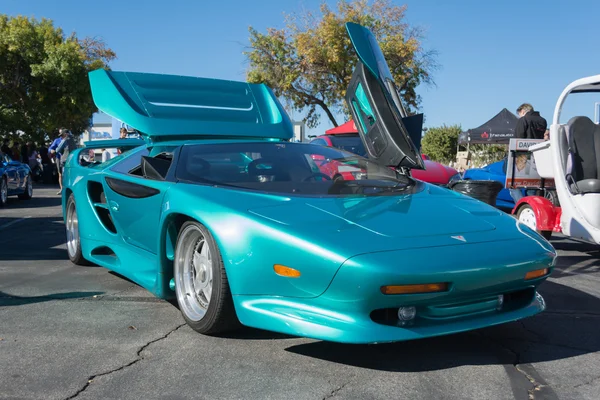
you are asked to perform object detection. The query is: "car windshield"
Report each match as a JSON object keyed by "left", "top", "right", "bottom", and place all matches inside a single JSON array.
[
  {"left": 328, "top": 135, "right": 366, "bottom": 157},
  {"left": 176, "top": 142, "right": 418, "bottom": 196}
]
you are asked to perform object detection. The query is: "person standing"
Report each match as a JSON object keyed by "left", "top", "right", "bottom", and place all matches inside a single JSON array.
[
  {"left": 515, "top": 103, "right": 547, "bottom": 139},
  {"left": 101, "top": 148, "right": 112, "bottom": 162},
  {"left": 49, "top": 129, "right": 66, "bottom": 195},
  {"left": 1, "top": 138, "right": 10, "bottom": 155},
  {"left": 510, "top": 104, "right": 548, "bottom": 203},
  {"left": 117, "top": 127, "right": 128, "bottom": 155}
]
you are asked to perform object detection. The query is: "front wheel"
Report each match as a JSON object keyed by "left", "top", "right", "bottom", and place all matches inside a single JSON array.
[
  {"left": 174, "top": 221, "right": 239, "bottom": 334},
  {"left": 517, "top": 204, "right": 552, "bottom": 240},
  {"left": 0, "top": 177, "right": 7, "bottom": 207},
  {"left": 18, "top": 175, "right": 33, "bottom": 200}
]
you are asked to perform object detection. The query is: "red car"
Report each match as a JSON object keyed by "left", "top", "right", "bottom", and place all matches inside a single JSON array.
[{"left": 310, "top": 121, "right": 459, "bottom": 185}]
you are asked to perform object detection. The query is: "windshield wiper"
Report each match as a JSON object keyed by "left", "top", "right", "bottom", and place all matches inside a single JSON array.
[{"left": 327, "top": 179, "right": 411, "bottom": 195}]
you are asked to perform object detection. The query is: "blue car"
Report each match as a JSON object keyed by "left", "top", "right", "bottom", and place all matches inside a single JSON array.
[
  {"left": 462, "top": 158, "right": 526, "bottom": 209},
  {"left": 1, "top": 152, "right": 33, "bottom": 207}
]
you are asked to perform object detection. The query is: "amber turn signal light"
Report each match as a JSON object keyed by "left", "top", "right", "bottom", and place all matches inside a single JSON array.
[
  {"left": 525, "top": 268, "right": 549, "bottom": 280},
  {"left": 273, "top": 264, "right": 301, "bottom": 278},
  {"left": 381, "top": 282, "right": 449, "bottom": 295}
]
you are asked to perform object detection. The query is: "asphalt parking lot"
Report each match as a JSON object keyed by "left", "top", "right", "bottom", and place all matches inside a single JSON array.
[{"left": 1, "top": 186, "right": 600, "bottom": 400}]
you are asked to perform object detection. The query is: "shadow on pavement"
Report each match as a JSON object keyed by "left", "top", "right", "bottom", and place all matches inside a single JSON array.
[
  {"left": 0, "top": 290, "right": 104, "bottom": 306},
  {"left": 548, "top": 236, "right": 600, "bottom": 279},
  {"left": 550, "top": 235, "right": 600, "bottom": 254},
  {"left": 0, "top": 216, "right": 72, "bottom": 261},
  {"left": 2, "top": 191, "right": 62, "bottom": 210}
]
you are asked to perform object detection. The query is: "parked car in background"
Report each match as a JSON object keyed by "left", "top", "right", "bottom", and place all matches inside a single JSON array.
[
  {"left": 310, "top": 132, "right": 459, "bottom": 185},
  {"left": 1, "top": 152, "right": 33, "bottom": 206},
  {"left": 461, "top": 158, "right": 528, "bottom": 209}
]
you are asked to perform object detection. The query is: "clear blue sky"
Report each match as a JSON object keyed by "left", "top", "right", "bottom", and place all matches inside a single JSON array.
[{"left": 4, "top": 0, "right": 600, "bottom": 136}]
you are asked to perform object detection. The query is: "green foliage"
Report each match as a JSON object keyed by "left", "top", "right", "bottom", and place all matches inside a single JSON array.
[
  {"left": 421, "top": 124, "right": 461, "bottom": 164},
  {"left": 0, "top": 15, "right": 116, "bottom": 143},
  {"left": 244, "top": 0, "right": 437, "bottom": 128},
  {"left": 469, "top": 144, "right": 507, "bottom": 167}
]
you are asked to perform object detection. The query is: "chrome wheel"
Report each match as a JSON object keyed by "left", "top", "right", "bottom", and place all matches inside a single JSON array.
[
  {"left": 0, "top": 179, "right": 7, "bottom": 205},
  {"left": 27, "top": 178, "right": 32, "bottom": 197},
  {"left": 66, "top": 200, "right": 80, "bottom": 259},
  {"left": 518, "top": 206, "right": 537, "bottom": 231},
  {"left": 175, "top": 224, "right": 214, "bottom": 322}
]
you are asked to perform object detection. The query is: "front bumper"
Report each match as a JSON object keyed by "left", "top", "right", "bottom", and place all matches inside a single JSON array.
[
  {"left": 233, "top": 238, "right": 555, "bottom": 344},
  {"left": 233, "top": 291, "right": 545, "bottom": 344}
]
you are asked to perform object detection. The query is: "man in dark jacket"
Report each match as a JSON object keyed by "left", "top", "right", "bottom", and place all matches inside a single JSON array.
[{"left": 515, "top": 103, "right": 547, "bottom": 139}]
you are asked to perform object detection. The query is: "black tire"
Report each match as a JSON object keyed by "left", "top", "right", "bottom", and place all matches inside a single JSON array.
[
  {"left": 18, "top": 175, "right": 33, "bottom": 200},
  {"left": 541, "top": 230, "right": 553, "bottom": 240},
  {"left": 0, "top": 177, "right": 7, "bottom": 207},
  {"left": 174, "top": 221, "right": 239, "bottom": 334},
  {"left": 544, "top": 189, "right": 560, "bottom": 207},
  {"left": 65, "top": 194, "right": 92, "bottom": 265}
]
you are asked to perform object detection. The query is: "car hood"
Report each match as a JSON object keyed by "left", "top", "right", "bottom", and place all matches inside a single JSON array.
[
  {"left": 249, "top": 192, "right": 495, "bottom": 239},
  {"left": 239, "top": 184, "right": 536, "bottom": 257}
]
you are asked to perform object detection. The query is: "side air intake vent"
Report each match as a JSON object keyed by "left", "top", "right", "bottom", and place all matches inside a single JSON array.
[{"left": 87, "top": 181, "right": 116, "bottom": 234}]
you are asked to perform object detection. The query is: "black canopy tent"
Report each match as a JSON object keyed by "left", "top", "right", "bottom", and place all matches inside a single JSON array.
[{"left": 458, "top": 108, "right": 519, "bottom": 145}]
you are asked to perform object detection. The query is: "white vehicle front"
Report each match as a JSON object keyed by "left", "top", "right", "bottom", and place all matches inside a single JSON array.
[{"left": 531, "top": 75, "right": 600, "bottom": 243}]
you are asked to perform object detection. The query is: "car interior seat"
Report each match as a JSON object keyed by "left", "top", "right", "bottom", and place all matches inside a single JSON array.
[
  {"left": 141, "top": 155, "right": 172, "bottom": 180},
  {"left": 564, "top": 116, "right": 600, "bottom": 194}
]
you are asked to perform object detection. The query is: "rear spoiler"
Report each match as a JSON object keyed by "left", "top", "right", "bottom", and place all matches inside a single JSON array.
[{"left": 83, "top": 138, "right": 145, "bottom": 150}]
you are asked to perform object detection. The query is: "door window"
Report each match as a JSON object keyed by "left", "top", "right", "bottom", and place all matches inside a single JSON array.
[{"left": 111, "top": 147, "right": 150, "bottom": 176}]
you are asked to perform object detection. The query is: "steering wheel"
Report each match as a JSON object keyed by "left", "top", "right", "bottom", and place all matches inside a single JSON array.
[
  {"left": 247, "top": 158, "right": 277, "bottom": 175},
  {"left": 303, "top": 173, "right": 332, "bottom": 182}
]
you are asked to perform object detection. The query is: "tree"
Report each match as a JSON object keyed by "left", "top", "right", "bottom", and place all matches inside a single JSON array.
[
  {"left": 469, "top": 144, "right": 507, "bottom": 167},
  {"left": 0, "top": 15, "right": 116, "bottom": 143},
  {"left": 244, "top": 0, "right": 437, "bottom": 128},
  {"left": 421, "top": 124, "right": 461, "bottom": 164}
]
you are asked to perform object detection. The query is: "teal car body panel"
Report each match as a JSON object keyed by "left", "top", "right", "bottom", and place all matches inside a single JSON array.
[
  {"left": 88, "top": 69, "right": 293, "bottom": 141},
  {"left": 61, "top": 23, "right": 556, "bottom": 344}
]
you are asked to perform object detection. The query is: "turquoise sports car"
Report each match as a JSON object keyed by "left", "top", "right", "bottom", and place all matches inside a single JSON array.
[{"left": 62, "top": 23, "right": 555, "bottom": 344}]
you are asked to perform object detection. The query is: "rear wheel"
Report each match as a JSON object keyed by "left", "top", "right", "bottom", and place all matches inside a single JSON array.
[
  {"left": 18, "top": 175, "right": 33, "bottom": 200},
  {"left": 517, "top": 204, "right": 552, "bottom": 240},
  {"left": 544, "top": 189, "right": 559, "bottom": 207},
  {"left": 66, "top": 194, "right": 92, "bottom": 265},
  {"left": 174, "top": 221, "right": 239, "bottom": 334},
  {"left": 0, "top": 177, "right": 7, "bottom": 207}
]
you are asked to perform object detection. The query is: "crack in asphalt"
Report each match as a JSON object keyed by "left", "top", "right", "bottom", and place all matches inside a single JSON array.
[
  {"left": 0, "top": 293, "right": 167, "bottom": 304},
  {"left": 573, "top": 374, "right": 600, "bottom": 388},
  {"left": 518, "top": 321, "right": 542, "bottom": 341},
  {"left": 475, "top": 331, "right": 558, "bottom": 400},
  {"left": 515, "top": 364, "right": 545, "bottom": 400},
  {"left": 322, "top": 382, "right": 348, "bottom": 400},
  {"left": 543, "top": 310, "right": 600, "bottom": 318},
  {"left": 63, "top": 323, "right": 186, "bottom": 400}
]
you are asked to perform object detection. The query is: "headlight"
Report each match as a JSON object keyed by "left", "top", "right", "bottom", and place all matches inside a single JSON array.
[{"left": 351, "top": 171, "right": 367, "bottom": 180}]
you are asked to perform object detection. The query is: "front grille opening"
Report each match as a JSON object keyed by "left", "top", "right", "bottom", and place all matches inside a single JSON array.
[
  {"left": 370, "top": 288, "right": 537, "bottom": 327},
  {"left": 370, "top": 308, "right": 401, "bottom": 326},
  {"left": 501, "top": 288, "right": 535, "bottom": 312}
]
